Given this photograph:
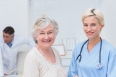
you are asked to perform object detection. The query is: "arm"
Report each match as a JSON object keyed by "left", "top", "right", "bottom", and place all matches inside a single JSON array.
[
  {"left": 107, "top": 49, "right": 116, "bottom": 77},
  {"left": 74, "top": 75, "right": 78, "bottom": 77},
  {"left": 68, "top": 48, "right": 78, "bottom": 77},
  {"left": 23, "top": 54, "right": 39, "bottom": 77},
  {"left": 21, "top": 36, "right": 36, "bottom": 47}
]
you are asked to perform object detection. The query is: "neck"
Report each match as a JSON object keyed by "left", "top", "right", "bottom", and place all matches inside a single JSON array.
[
  {"left": 88, "top": 37, "right": 101, "bottom": 46},
  {"left": 7, "top": 40, "right": 13, "bottom": 44},
  {"left": 87, "top": 37, "right": 101, "bottom": 52},
  {"left": 36, "top": 45, "right": 52, "bottom": 53}
]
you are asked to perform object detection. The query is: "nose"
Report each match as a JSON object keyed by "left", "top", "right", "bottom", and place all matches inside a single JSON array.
[
  {"left": 44, "top": 34, "right": 49, "bottom": 39},
  {"left": 87, "top": 26, "right": 91, "bottom": 31}
]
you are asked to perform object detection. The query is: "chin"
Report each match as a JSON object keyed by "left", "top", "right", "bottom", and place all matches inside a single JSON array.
[
  {"left": 43, "top": 45, "right": 52, "bottom": 49},
  {"left": 88, "top": 37, "right": 98, "bottom": 40},
  {"left": 87, "top": 36, "right": 94, "bottom": 39},
  {"left": 43, "top": 43, "right": 52, "bottom": 47},
  {"left": 4, "top": 41, "right": 7, "bottom": 43}
]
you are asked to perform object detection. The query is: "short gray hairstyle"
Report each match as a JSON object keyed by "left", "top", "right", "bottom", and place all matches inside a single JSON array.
[
  {"left": 31, "top": 17, "right": 59, "bottom": 43},
  {"left": 82, "top": 8, "right": 104, "bottom": 26}
]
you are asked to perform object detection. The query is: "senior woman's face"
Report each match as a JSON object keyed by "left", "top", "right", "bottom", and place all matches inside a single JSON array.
[
  {"left": 36, "top": 24, "right": 55, "bottom": 48},
  {"left": 83, "top": 16, "right": 103, "bottom": 40}
]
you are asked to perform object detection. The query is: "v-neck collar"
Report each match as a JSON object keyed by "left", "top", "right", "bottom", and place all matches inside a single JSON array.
[
  {"left": 35, "top": 47, "right": 58, "bottom": 65},
  {"left": 84, "top": 40, "right": 101, "bottom": 54}
]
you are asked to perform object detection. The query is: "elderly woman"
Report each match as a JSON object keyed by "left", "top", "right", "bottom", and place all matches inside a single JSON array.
[
  {"left": 23, "top": 17, "right": 67, "bottom": 77},
  {"left": 68, "top": 8, "right": 116, "bottom": 77}
]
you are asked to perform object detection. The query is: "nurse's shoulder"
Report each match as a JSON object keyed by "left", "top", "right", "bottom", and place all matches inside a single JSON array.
[
  {"left": 72, "top": 40, "right": 87, "bottom": 56},
  {"left": 102, "top": 39, "right": 116, "bottom": 54}
]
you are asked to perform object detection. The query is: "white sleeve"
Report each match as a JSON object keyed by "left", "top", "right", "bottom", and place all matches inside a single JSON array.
[
  {"left": 21, "top": 36, "right": 36, "bottom": 48},
  {"left": 23, "top": 54, "right": 39, "bottom": 77},
  {"left": 0, "top": 49, "right": 3, "bottom": 76}
]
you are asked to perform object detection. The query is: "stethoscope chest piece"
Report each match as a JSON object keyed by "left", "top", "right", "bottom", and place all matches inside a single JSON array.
[
  {"left": 96, "top": 63, "right": 102, "bottom": 69},
  {"left": 78, "top": 62, "right": 80, "bottom": 66}
]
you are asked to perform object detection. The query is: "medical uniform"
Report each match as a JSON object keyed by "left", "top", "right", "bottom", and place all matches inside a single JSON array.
[
  {"left": 0, "top": 35, "right": 35, "bottom": 74},
  {"left": 68, "top": 39, "right": 116, "bottom": 77},
  {"left": 0, "top": 49, "right": 3, "bottom": 76}
]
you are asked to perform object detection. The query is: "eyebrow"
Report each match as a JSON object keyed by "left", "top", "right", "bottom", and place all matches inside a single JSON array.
[
  {"left": 39, "top": 30, "right": 53, "bottom": 32},
  {"left": 48, "top": 30, "right": 53, "bottom": 32}
]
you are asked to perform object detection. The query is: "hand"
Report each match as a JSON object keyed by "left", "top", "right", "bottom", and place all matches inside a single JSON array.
[
  {"left": 74, "top": 75, "right": 78, "bottom": 77},
  {"left": 4, "top": 74, "right": 8, "bottom": 76}
]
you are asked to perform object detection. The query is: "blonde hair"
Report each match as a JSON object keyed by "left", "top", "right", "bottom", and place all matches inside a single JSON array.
[
  {"left": 31, "top": 17, "right": 59, "bottom": 43},
  {"left": 82, "top": 8, "right": 104, "bottom": 26}
]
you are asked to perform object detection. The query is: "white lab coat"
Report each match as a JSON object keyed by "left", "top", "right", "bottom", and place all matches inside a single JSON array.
[
  {"left": 0, "top": 35, "right": 36, "bottom": 74},
  {"left": 0, "top": 48, "right": 3, "bottom": 76}
]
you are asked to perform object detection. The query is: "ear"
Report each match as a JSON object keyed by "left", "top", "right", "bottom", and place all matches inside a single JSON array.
[
  {"left": 101, "top": 25, "right": 104, "bottom": 29},
  {"left": 11, "top": 35, "right": 14, "bottom": 38},
  {"left": 34, "top": 36, "right": 38, "bottom": 41},
  {"left": 34, "top": 37, "right": 38, "bottom": 44}
]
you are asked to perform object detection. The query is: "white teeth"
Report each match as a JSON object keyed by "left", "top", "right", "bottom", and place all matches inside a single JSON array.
[{"left": 43, "top": 40, "right": 50, "bottom": 42}]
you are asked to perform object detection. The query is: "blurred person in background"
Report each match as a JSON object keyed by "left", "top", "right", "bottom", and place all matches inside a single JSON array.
[{"left": 0, "top": 26, "right": 36, "bottom": 75}]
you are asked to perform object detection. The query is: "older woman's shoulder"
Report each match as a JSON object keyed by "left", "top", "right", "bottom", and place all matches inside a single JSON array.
[
  {"left": 52, "top": 47, "right": 59, "bottom": 54},
  {"left": 27, "top": 47, "right": 37, "bottom": 55},
  {"left": 25, "top": 47, "right": 40, "bottom": 61}
]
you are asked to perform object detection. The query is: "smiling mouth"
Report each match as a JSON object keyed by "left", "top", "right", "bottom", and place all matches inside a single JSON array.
[
  {"left": 86, "top": 32, "right": 94, "bottom": 35},
  {"left": 43, "top": 39, "right": 51, "bottom": 43}
]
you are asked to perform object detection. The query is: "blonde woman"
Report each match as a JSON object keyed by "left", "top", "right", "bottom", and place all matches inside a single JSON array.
[{"left": 68, "top": 8, "right": 116, "bottom": 77}]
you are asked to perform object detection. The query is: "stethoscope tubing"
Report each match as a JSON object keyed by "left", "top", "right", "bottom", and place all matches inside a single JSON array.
[{"left": 76, "top": 37, "right": 102, "bottom": 64}]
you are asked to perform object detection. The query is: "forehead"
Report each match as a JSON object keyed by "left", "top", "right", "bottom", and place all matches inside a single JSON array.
[
  {"left": 39, "top": 24, "right": 54, "bottom": 32},
  {"left": 3, "top": 32, "right": 10, "bottom": 36},
  {"left": 83, "top": 16, "right": 99, "bottom": 23}
]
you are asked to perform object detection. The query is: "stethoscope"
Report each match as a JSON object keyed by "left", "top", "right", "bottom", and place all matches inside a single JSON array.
[{"left": 76, "top": 37, "right": 102, "bottom": 69}]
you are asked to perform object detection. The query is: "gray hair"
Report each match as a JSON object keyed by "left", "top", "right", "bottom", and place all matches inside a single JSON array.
[
  {"left": 82, "top": 8, "right": 104, "bottom": 26},
  {"left": 31, "top": 17, "right": 59, "bottom": 43}
]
